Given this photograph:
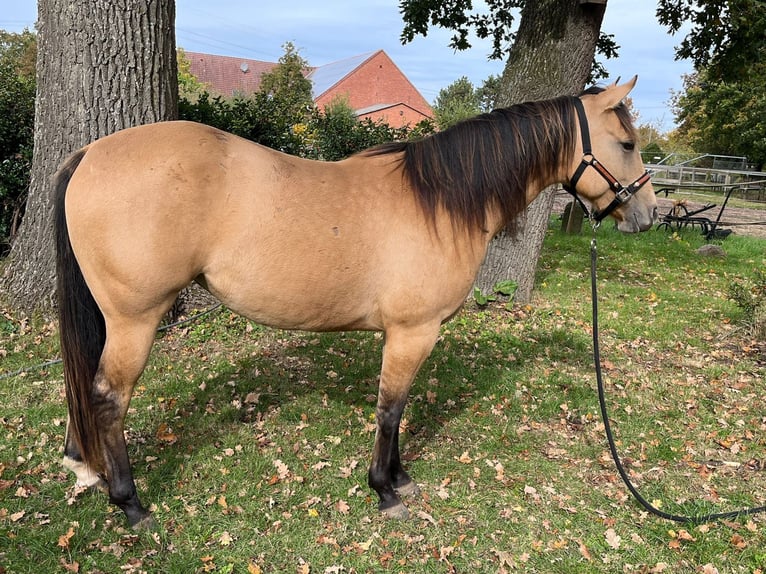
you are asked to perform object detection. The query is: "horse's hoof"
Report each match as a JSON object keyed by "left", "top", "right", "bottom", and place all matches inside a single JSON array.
[
  {"left": 131, "top": 514, "right": 157, "bottom": 531},
  {"left": 380, "top": 501, "right": 409, "bottom": 520},
  {"left": 394, "top": 480, "right": 420, "bottom": 498}
]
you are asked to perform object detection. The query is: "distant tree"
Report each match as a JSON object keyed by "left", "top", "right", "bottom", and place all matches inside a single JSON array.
[
  {"left": 641, "top": 141, "right": 665, "bottom": 164},
  {"left": 672, "top": 68, "right": 766, "bottom": 170},
  {"left": 0, "top": 29, "right": 36, "bottom": 77},
  {"left": 476, "top": 74, "right": 501, "bottom": 112},
  {"left": 656, "top": 0, "right": 766, "bottom": 83},
  {"left": 177, "top": 48, "right": 208, "bottom": 101},
  {"left": 432, "top": 76, "right": 483, "bottom": 129},
  {"left": 258, "top": 42, "right": 314, "bottom": 120},
  {"left": 1, "top": 0, "right": 178, "bottom": 312},
  {"left": 656, "top": 0, "right": 766, "bottom": 169}
]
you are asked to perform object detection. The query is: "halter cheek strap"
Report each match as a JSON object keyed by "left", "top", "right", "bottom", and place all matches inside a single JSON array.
[{"left": 563, "top": 97, "right": 651, "bottom": 223}]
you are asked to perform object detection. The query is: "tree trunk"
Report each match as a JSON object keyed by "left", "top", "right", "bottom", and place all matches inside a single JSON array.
[
  {"left": 476, "top": 0, "right": 606, "bottom": 302},
  {"left": 1, "top": 0, "right": 178, "bottom": 314}
]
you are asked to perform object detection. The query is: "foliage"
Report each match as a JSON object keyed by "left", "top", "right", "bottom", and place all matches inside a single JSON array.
[
  {"left": 0, "top": 29, "right": 36, "bottom": 78},
  {"left": 473, "top": 279, "right": 519, "bottom": 306},
  {"left": 431, "top": 74, "right": 502, "bottom": 129},
  {"left": 728, "top": 270, "right": 766, "bottom": 338},
  {"left": 2, "top": 225, "right": 766, "bottom": 571},
  {"left": 306, "top": 96, "right": 434, "bottom": 161},
  {"left": 398, "top": 0, "right": 618, "bottom": 81},
  {"left": 672, "top": 68, "right": 766, "bottom": 170},
  {"left": 0, "top": 30, "right": 36, "bottom": 257},
  {"left": 257, "top": 42, "right": 314, "bottom": 125},
  {"left": 656, "top": 0, "right": 766, "bottom": 83},
  {"left": 177, "top": 48, "right": 209, "bottom": 102},
  {"left": 477, "top": 73, "right": 501, "bottom": 111},
  {"left": 659, "top": 1, "right": 766, "bottom": 166},
  {"left": 432, "top": 76, "right": 483, "bottom": 129}
]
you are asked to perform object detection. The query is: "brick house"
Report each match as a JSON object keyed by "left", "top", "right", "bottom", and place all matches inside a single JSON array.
[{"left": 185, "top": 49, "right": 432, "bottom": 128}]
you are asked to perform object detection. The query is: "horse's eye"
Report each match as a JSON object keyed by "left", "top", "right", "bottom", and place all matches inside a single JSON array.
[{"left": 621, "top": 141, "right": 635, "bottom": 152}]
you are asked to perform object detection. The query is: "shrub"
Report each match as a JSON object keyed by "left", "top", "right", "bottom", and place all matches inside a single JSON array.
[
  {"left": 728, "top": 270, "right": 766, "bottom": 338},
  {"left": 0, "top": 59, "right": 35, "bottom": 256}
]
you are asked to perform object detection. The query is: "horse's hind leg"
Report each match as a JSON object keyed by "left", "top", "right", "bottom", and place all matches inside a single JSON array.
[
  {"left": 92, "top": 318, "right": 159, "bottom": 528},
  {"left": 368, "top": 323, "right": 439, "bottom": 519}
]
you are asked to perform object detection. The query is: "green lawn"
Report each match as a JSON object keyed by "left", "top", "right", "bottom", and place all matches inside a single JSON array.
[{"left": 1, "top": 223, "right": 765, "bottom": 573}]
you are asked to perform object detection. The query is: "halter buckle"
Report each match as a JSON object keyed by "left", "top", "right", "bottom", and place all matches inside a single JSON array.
[{"left": 615, "top": 186, "right": 632, "bottom": 203}]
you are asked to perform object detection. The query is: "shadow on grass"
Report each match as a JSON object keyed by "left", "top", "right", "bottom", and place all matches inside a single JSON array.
[{"left": 128, "top": 310, "right": 597, "bottom": 518}]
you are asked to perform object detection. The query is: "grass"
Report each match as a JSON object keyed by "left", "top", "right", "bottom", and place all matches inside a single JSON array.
[{"left": 1, "top": 223, "right": 765, "bottom": 573}]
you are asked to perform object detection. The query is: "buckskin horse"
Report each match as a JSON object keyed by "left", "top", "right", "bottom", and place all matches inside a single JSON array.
[{"left": 55, "top": 77, "right": 656, "bottom": 528}]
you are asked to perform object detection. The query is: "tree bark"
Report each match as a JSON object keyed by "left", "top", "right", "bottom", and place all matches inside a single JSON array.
[
  {"left": 475, "top": 0, "right": 606, "bottom": 302},
  {"left": 1, "top": 0, "right": 178, "bottom": 313}
]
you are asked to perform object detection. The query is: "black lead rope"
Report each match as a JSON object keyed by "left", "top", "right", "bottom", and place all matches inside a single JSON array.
[{"left": 590, "top": 236, "right": 766, "bottom": 524}]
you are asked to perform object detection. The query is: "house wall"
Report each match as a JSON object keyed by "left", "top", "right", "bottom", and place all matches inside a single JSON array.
[
  {"left": 358, "top": 104, "right": 431, "bottom": 129},
  {"left": 314, "top": 51, "right": 432, "bottom": 128}
]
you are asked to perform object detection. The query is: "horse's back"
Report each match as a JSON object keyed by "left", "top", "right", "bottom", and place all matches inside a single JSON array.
[{"left": 63, "top": 121, "right": 481, "bottom": 332}]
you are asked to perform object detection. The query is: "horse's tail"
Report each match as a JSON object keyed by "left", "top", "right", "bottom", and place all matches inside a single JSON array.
[{"left": 55, "top": 147, "right": 105, "bottom": 472}]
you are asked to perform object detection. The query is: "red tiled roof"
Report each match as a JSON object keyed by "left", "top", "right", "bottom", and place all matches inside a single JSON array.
[
  {"left": 185, "top": 52, "right": 282, "bottom": 97},
  {"left": 185, "top": 50, "right": 433, "bottom": 127}
]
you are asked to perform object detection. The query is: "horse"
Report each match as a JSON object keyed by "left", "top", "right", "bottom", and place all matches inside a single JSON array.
[{"left": 55, "top": 77, "right": 656, "bottom": 529}]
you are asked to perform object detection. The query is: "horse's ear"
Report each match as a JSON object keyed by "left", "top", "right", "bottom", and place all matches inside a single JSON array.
[{"left": 600, "top": 75, "right": 637, "bottom": 109}]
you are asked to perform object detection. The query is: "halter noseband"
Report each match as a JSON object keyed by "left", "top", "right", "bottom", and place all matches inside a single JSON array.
[{"left": 563, "top": 97, "right": 651, "bottom": 223}]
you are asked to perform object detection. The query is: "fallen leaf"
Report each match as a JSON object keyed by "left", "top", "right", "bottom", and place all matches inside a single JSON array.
[
  {"left": 604, "top": 528, "right": 621, "bottom": 550},
  {"left": 156, "top": 422, "right": 178, "bottom": 444},
  {"left": 456, "top": 451, "right": 473, "bottom": 464},
  {"left": 58, "top": 526, "right": 75, "bottom": 549},
  {"left": 248, "top": 562, "right": 262, "bottom": 574},
  {"left": 335, "top": 500, "right": 350, "bottom": 515},
  {"left": 219, "top": 531, "right": 234, "bottom": 546},
  {"left": 731, "top": 534, "right": 747, "bottom": 549},
  {"left": 59, "top": 558, "right": 80, "bottom": 573},
  {"left": 274, "top": 459, "right": 290, "bottom": 480},
  {"left": 10, "top": 510, "right": 24, "bottom": 522},
  {"left": 576, "top": 539, "right": 592, "bottom": 561},
  {"left": 416, "top": 510, "right": 437, "bottom": 525}
]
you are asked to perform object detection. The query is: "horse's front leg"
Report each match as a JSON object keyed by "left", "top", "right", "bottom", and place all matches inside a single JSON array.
[{"left": 368, "top": 323, "right": 439, "bottom": 519}]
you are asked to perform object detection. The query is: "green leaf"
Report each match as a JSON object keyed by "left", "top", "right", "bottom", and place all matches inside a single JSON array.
[
  {"left": 473, "top": 287, "right": 491, "bottom": 306},
  {"left": 493, "top": 280, "right": 518, "bottom": 297}
]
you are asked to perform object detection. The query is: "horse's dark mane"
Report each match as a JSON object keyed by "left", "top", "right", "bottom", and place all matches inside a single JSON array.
[
  {"left": 367, "top": 87, "right": 636, "bottom": 233},
  {"left": 365, "top": 94, "right": 579, "bottom": 233}
]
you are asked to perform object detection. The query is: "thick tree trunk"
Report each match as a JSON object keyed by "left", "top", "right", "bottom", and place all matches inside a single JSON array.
[
  {"left": 476, "top": 0, "right": 606, "bottom": 302},
  {"left": 1, "top": 0, "right": 178, "bottom": 313}
]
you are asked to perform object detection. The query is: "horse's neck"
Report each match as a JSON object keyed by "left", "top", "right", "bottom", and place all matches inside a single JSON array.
[{"left": 483, "top": 179, "right": 560, "bottom": 239}]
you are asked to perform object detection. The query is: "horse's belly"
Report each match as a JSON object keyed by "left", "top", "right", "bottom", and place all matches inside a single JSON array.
[{"left": 201, "top": 259, "right": 382, "bottom": 332}]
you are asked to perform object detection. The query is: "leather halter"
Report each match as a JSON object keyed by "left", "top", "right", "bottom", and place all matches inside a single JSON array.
[{"left": 563, "top": 97, "right": 651, "bottom": 223}]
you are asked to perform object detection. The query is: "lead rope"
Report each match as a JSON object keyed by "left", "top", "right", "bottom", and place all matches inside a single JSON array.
[{"left": 589, "top": 232, "right": 766, "bottom": 524}]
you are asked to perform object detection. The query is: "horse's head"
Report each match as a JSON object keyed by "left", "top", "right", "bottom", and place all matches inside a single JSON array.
[{"left": 566, "top": 77, "right": 657, "bottom": 232}]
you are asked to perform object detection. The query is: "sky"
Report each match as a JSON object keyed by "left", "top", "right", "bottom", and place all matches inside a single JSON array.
[{"left": 1, "top": 1, "right": 693, "bottom": 132}]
